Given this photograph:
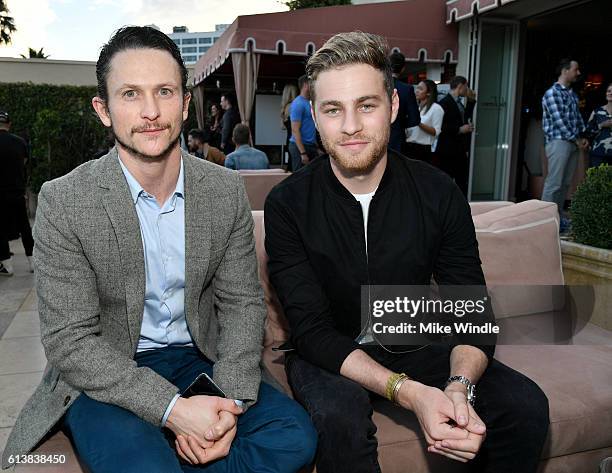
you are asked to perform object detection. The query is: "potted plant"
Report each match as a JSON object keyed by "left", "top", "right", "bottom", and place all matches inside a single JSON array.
[{"left": 561, "top": 164, "right": 611, "bottom": 330}]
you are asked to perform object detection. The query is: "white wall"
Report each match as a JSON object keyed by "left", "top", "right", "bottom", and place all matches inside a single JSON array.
[{"left": 0, "top": 57, "right": 195, "bottom": 87}]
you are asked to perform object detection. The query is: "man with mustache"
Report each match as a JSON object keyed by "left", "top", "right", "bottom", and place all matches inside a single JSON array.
[
  {"left": 2, "top": 26, "right": 316, "bottom": 473},
  {"left": 265, "top": 32, "right": 549, "bottom": 473}
]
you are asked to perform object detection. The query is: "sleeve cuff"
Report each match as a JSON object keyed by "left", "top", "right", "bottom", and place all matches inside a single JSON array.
[{"left": 161, "top": 393, "right": 181, "bottom": 428}]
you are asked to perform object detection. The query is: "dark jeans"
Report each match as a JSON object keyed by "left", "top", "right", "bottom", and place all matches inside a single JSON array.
[
  {"left": 288, "top": 142, "right": 318, "bottom": 172},
  {"left": 63, "top": 346, "right": 317, "bottom": 473},
  {"left": 0, "top": 194, "right": 33, "bottom": 260},
  {"left": 286, "top": 345, "right": 549, "bottom": 473},
  {"left": 589, "top": 153, "right": 611, "bottom": 168}
]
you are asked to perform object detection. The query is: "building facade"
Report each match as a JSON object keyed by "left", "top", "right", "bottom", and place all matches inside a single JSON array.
[
  {"left": 169, "top": 24, "right": 229, "bottom": 65},
  {"left": 448, "top": 0, "right": 610, "bottom": 201}
]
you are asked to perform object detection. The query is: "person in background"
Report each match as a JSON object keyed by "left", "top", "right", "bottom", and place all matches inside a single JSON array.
[
  {"left": 220, "top": 92, "right": 241, "bottom": 154},
  {"left": 436, "top": 76, "right": 474, "bottom": 197},
  {"left": 281, "top": 83, "right": 299, "bottom": 170},
  {"left": 388, "top": 51, "right": 420, "bottom": 154},
  {"left": 208, "top": 103, "right": 223, "bottom": 148},
  {"left": 187, "top": 128, "right": 225, "bottom": 166},
  {"left": 585, "top": 82, "right": 612, "bottom": 168},
  {"left": 541, "top": 58, "right": 588, "bottom": 233},
  {"left": 0, "top": 110, "right": 34, "bottom": 276},
  {"left": 225, "top": 124, "right": 269, "bottom": 170},
  {"left": 405, "top": 79, "right": 444, "bottom": 164},
  {"left": 289, "top": 75, "right": 318, "bottom": 172}
]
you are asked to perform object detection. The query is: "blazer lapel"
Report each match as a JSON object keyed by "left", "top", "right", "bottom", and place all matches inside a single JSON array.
[
  {"left": 182, "top": 152, "right": 212, "bottom": 338},
  {"left": 97, "top": 149, "right": 145, "bottom": 352}
]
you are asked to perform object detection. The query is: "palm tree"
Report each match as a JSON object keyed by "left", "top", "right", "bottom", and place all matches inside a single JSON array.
[
  {"left": 0, "top": 0, "right": 17, "bottom": 45},
  {"left": 21, "top": 47, "right": 50, "bottom": 59}
]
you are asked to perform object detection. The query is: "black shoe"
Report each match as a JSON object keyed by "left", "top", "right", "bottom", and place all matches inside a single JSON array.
[{"left": 0, "top": 261, "right": 14, "bottom": 277}]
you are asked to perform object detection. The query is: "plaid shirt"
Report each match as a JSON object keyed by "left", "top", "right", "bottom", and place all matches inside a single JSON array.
[{"left": 542, "top": 82, "right": 585, "bottom": 144}]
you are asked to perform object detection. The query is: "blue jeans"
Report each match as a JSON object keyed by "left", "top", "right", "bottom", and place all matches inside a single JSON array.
[
  {"left": 63, "top": 346, "right": 317, "bottom": 473},
  {"left": 288, "top": 142, "right": 318, "bottom": 172}
]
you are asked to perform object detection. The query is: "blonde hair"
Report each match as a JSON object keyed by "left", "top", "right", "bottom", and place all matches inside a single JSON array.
[
  {"left": 281, "top": 83, "right": 299, "bottom": 122},
  {"left": 306, "top": 31, "right": 393, "bottom": 102}
]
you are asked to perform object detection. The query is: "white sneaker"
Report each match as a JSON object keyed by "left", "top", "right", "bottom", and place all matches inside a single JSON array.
[
  {"left": 0, "top": 258, "right": 13, "bottom": 277},
  {"left": 27, "top": 256, "right": 34, "bottom": 273}
]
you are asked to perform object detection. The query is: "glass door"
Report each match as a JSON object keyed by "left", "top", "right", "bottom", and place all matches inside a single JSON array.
[{"left": 470, "top": 20, "right": 519, "bottom": 200}]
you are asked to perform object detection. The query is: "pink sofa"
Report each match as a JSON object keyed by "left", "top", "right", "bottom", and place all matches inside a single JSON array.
[
  {"left": 14, "top": 200, "right": 612, "bottom": 472},
  {"left": 238, "top": 169, "right": 290, "bottom": 211}
]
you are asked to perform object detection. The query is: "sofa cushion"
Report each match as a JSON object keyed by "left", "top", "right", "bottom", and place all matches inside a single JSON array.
[
  {"left": 473, "top": 200, "right": 564, "bottom": 319},
  {"left": 469, "top": 201, "right": 514, "bottom": 216},
  {"left": 253, "top": 211, "right": 289, "bottom": 347},
  {"left": 496, "top": 343, "right": 612, "bottom": 460},
  {"left": 241, "top": 172, "right": 290, "bottom": 210}
]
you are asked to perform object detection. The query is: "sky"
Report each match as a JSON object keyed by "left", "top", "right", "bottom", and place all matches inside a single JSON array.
[{"left": 1, "top": 0, "right": 289, "bottom": 61}]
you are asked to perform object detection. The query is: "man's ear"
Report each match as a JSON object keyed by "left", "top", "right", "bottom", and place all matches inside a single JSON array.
[
  {"left": 310, "top": 101, "right": 319, "bottom": 131},
  {"left": 390, "top": 89, "right": 400, "bottom": 124},
  {"left": 92, "top": 97, "right": 112, "bottom": 127},
  {"left": 182, "top": 92, "right": 192, "bottom": 121}
]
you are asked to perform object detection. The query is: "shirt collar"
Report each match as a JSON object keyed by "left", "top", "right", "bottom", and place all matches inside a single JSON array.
[
  {"left": 118, "top": 154, "right": 184, "bottom": 204},
  {"left": 237, "top": 144, "right": 250, "bottom": 150}
]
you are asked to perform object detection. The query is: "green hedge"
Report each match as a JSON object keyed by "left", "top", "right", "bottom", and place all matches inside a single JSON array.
[
  {"left": 570, "top": 164, "right": 612, "bottom": 250},
  {"left": 0, "top": 82, "right": 107, "bottom": 193},
  {"left": 0, "top": 82, "right": 199, "bottom": 193}
]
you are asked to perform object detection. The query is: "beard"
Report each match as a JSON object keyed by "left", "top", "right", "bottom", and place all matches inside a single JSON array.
[
  {"left": 321, "top": 126, "right": 389, "bottom": 175},
  {"left": 113, "top": 122, "right": 180, "bottom": 162}
]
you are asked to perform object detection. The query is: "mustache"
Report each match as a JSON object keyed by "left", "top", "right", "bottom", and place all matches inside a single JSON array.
[
  {"left": 336, "top": 135, "right": 371, "bottom": 145},
  {"left": 131, "top": 123, "right": 171, "bottom": 133}
]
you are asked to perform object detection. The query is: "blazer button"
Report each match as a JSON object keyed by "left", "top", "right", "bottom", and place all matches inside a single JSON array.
[{"left": 63, "top": 396, "right": 71, "bottom": 406}]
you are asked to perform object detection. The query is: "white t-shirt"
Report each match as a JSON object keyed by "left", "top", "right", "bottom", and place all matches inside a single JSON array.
[
  {"left": 406, "top": 102, "right": 444, "bottom": 147},
  {"left": 352, "top": 189, "right": 377, "bottom": 345},
  {"left": 351, "top": 189, "right": 376, "bottom": 250}
]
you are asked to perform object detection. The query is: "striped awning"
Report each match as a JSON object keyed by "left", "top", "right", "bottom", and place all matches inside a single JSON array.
[{"left": 194, "top": 0, "right": 458, "bottom": 86}]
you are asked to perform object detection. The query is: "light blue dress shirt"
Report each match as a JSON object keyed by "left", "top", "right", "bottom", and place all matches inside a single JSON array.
[
  {"left": 118, "top": 157, "right": 194, "bottom": 353},
  {"left": 118, "top": 156, "right": 242, "bottom": 425}
]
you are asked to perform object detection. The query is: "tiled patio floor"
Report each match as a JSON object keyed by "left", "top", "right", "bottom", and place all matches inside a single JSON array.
[{"left": 0, "top": 240, "right": 46, "bottom": 463}]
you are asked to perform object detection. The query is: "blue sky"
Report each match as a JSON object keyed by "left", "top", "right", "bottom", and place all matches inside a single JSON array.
[{"left": 1, "top": 0, "right": 288, "bottom": 61}]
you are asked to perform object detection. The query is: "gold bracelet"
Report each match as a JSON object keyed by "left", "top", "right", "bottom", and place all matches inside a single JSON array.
[
  {"left": 385, "top": 372, "right": 408, "bottom": 402},
  {"left": 392, "top": 375, "right": 409, "bottom": 404}
]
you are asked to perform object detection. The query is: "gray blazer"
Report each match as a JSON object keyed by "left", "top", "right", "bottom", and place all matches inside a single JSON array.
[{"left": 2, "top": 148, "right": 266, "bottom": 469}]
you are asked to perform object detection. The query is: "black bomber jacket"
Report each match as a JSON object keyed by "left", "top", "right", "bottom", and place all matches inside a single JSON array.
[{"left": 264, "top": 150, "right": 496, "bottom": 374}]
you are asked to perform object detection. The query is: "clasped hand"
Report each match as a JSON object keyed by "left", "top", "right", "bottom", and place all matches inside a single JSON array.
[
  {"left": 166, "top": 395, "right": 243, "bottom": 465},
  {"left": 400, "top": 383, "right": 486, "bottom": 463}
]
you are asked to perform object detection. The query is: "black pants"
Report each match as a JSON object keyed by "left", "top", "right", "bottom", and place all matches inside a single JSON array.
[
  {"left": 0, "top": 194, "right": 34, "bottom": 260},
  {"left": 286, "top": 345, "right": 549, "bottom": 473},
  {"left": 437, "top": 151, "right": 470, "bottom": 197},
  {"left": 405, "top": 142, "right": 433, "bottom": 164}
]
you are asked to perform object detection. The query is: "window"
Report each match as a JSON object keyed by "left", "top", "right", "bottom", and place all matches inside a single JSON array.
[
  {"left": 182, "top": 47, "right": 197, "bottom": 53},
  {"left": 198, "top": 37, "right": 212, "bottom": 44},
  {"left": 182, "top": 38, "right": 197, "bottom": 45},
  {"left": 183, "top": 55, "right": 197, "bottom": 62},
  {"left": 172, "top": 39, "right": 181, "bottom": 45},
  {"left": 198, "top": 46, "right": 209, "bottom": 53}
]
